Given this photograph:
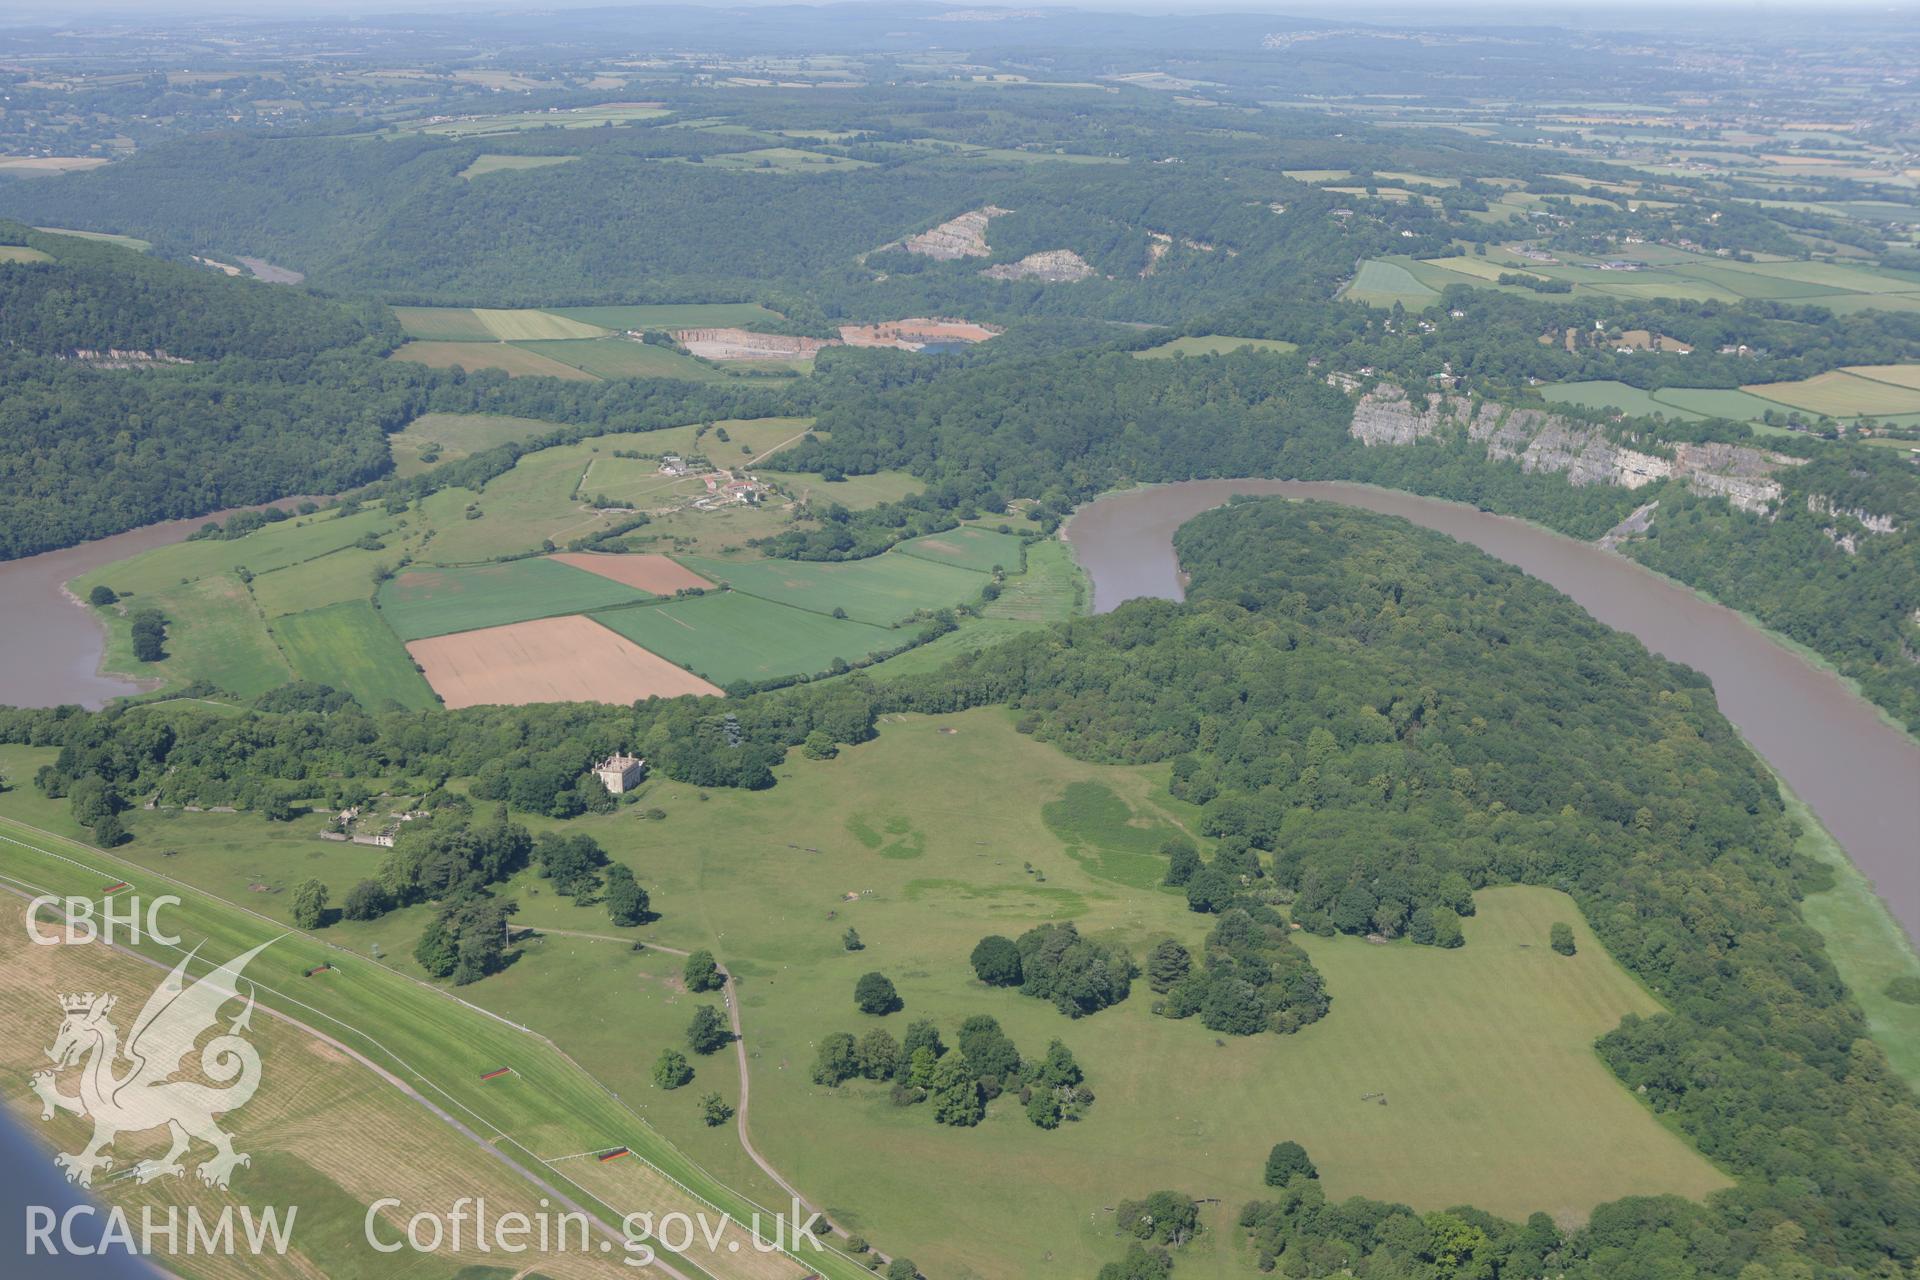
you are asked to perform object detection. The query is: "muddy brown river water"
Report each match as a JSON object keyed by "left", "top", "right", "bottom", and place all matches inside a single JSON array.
[
  {"left": 0, "top": 499, "right": 325, "bottom": 709},
  {"left": 1065, "top": 480, "right": 1920, "bottom": 945}
]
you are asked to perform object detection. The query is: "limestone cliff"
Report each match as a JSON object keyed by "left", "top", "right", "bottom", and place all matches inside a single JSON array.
[{"left": 1345, "top": 382, "right": 1798, "bottom": 515}]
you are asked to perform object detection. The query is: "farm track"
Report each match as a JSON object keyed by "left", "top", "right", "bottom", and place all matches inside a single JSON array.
[{"left": 0, "top": 816, "right": 871, "bottom": 1280}]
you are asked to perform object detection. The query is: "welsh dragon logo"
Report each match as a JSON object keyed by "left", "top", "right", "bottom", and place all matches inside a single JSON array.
[{"left": 30, "top": 939, "right": 273, "bottom": 1190}]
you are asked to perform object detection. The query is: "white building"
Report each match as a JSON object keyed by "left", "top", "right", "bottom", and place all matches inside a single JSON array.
[{"left": 595, "top": 754, "right": 647, "bottom": 794}]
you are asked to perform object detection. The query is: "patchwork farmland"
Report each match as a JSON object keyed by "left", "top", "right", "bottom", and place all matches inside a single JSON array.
[{"left": 67, "top": 411, "right": 1035, "bottom": 711}]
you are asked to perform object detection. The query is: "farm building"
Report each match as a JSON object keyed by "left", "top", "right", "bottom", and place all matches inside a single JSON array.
[{"left": 595, "top": 754, "right": 647, "bottom": 793}]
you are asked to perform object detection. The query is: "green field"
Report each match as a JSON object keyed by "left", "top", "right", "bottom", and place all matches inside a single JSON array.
[
  {"left": 391, "top": 340, "right": 597, "bottom": 379},
  {"left": 982, "top": 537, "right": 1086, "bottom": 621},
  {"left": 518, "top": 337, "right": 738, "bottom": 381},
  {"left": 75, "top": 507, "right": 397, "bottom": 596},
  {"left": 1647, "top": 386, "right": 1796, "bottom": 421},
  {"left": 92, "top": 574, "right": 293, "bottom": 699},
  {"left": 0, "top": 245, "right": 53, "bottom": 263},
  {"left": 675, "top": 550, "right": 989, "bottom": 626},
  {"left": 894, "top": 526, "right": 1028, "bottom": 573},
  {"left": 547, "top": 302, "right": 785, "bottom": 330},
  {"left": 247, "top": 546, "right": 393, "bottom": 617},
  {"left": 485, "top": 711, "right": 1731, "bottom": 1278},
  {"left": 773, "top": 469, "right": 924, "bottom": 509},
  {"left": 387, "top": 411, "right": 569, "bottom": 476},
  {"left": 378, "top": 559, "right": 652, "bottom": 641},
  {"left": 1132, "top": 335, "right": 1300, "bottom": 359},
  {"left": 591, "top": 592, "right": 895, "bottom": 685},
  {"left": 1787, "top": 784, "right": 1920, "bottom": 1084},
  {"left": 391, "top": 306, "right": 497, "bottom": 341},
  {"left": 1342, "top": 258, "right": 1441, "bottom": 308},
  {"left": 458, "top": 153, "right": 580, "bottom": 179},
  {"left": 1542, "top": 380, "right": 1707, "bottom": 421},
  {"left": 272, "top": 600, "right": 439, "bottom": 710}
]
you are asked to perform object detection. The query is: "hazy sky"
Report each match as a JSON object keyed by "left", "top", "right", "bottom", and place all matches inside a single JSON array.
[{"left": 4, "top": 0, "right": 1916, "bottom": 25}]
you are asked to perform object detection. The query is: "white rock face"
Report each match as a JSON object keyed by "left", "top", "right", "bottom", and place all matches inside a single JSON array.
[
  {"left": 1345, "top": 383, "right": 1797, "bottom": 514},
  {"left": 896, "top": 206, "right": 1010, "bottom": 260},
  {"left": 1807, "top": 494, "right": 1899, "bottom": 534},
  {"left": 982, "top": 249, "right": 1096, "bottom": 282}
]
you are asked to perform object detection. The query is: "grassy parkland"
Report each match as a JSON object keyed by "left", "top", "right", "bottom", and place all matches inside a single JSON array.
[{"left": 0, "top": 708, "right": 1737, "bottom": 1278}]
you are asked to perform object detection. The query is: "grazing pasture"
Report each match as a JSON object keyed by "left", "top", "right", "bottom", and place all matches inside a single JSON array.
[
  {"left": 247, "top": 547, "right": 394, "bottom": 617},
  {"left": 378, "top": 559, "right": 650, "bottom": 641},
  {"left": 590, "top": 592, "right": 893, "bottom": 686},
  {"left": 386, "top": 411, "right": 569, "bottom": 476},
  {"left": 272, "top": 600, "right": 438, "bottom": 710},
  {"left": 1132, "top": 335, "right": 1299, "bottom": 359},
  {"left": 0, "top": 245, "right": 54, "bottom": 263},
  {"left": 675, "top": 550, "right": 988, "bottom": 626},
  {"left": 74, "top": 507, "right": 396, "bottom": 596},
  {"left": 895, "top": 526, "right": 1027, "bottom": 573},
  {"left": 1542, "top": 381, "right": 1707, "bottom": 421},
  {"left": 390, "top": 340, "right": 596, "bottom": 380},
  {"left": 774, "top": 469, "right": 924, "bottom": 509},
  {"left": 496, "top": 711, "right": 1729, "bottom": 1280},
  {"left": 408, "top": 615, "right": 723, "bottom": 706},
  {"left": 982, "top": 537, "right": 1085, "bottom": 621}
]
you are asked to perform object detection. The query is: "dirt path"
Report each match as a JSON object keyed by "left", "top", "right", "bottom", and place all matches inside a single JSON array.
[{"left": 529, "top": 927, "right": 821, "bottom": 1217}]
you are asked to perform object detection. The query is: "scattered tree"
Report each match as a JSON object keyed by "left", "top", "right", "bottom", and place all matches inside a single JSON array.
[
  {"left": 1264, "top": 1140, "right": 1318, "bottom": 1186},
  {"left": 289, "top": 878, "right": 329, "bottom": 930},
  {"left": 652, "top": 1049, "right": 693, "bottom": 1090},
  {"left": 604, "top": 865, "right": 650, "bottom": 926},
  {"left": 842, "top": 926, "right": 864, "bottom": 951},
  {"left": 854, "top": 971, "right": 902, "bottom": 1015},
  {"left": 699, "top": 1092, "right": 733, "bottom": 1127},
  {"left": 1147, "top": 939, "right": 1192, "bottom": 993},
  {"left": 969, "top": 934, "right": 1023, "bottom": 987},
  {"left": 685, "top": 1004, "right": 730, "bottom": 1055},
  {"left": 683, "top": 949, "right": 725, "bottom": 992},
  {"left": 1550, "top": 922, "right": 1576, "bottom": 956}
]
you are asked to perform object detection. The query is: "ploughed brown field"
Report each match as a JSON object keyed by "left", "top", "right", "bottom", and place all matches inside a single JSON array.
[
  {"left": 407, "top": 614, "right": 723, "bottom": 706},
  {"left": 546, "top": 552, "right": 715, "bottom": 594}
]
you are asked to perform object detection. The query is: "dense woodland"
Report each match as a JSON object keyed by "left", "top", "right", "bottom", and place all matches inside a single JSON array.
[{"left": 5, "top": 502, "right": 1916, "bottom": 1278}]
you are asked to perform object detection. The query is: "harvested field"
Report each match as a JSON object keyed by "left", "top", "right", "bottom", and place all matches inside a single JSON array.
[
  {"left": 896, "top": 205, "right": 1008, "bottom": 259},
  {"left": 673, "top": 327, "right": 834, "bottom": 360},
  {"left": 982, "top": 248, "right": 1095, "bottom": 282},
  {"left": 473, "top": 307, "right": 607, "bottom": 341},
  {"left": 1743, "top": 370, "right": 1920, "bottom": 417},
  {"left": 837, "top": 317, "right": 1003, "bottom": 349},
  {"left": 1133, "top": 334, "right": 1299, "bottom": 359},
  {"left": 458, "top": 153, "right": 580, "bottom": 179},
  {"left": 1845, "top": 364, "right": 1920, "bottom": 391},
  {"left": 547, "top": 552, "right": 715, "bottom": 594},
  {"left": 409, "top": 615, "right": 723, "bottom": 706},
  {"left": 391, "top": 306, "right": 495, "bottom": 341}
]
